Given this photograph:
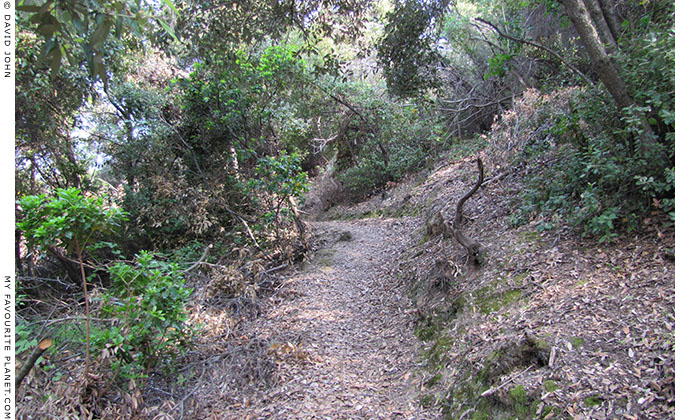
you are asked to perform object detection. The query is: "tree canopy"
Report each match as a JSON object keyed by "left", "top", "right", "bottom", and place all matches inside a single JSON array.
[{"left": 16, "top": 0, "right": 675, "bottom": 276}]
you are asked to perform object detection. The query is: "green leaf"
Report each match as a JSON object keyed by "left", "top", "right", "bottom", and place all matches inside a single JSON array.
[
  {"left": 72, "top": 15, "right": 85, "bottom": 35},
  {"left": 161, "top": 0, "right": 180, "bottom": 16},
  {"left": 47, "top": 44, "right": 62, "bottom": 78},
  {"left": 156, "top": 18, "right": 180, "bottom": 43},
  {"left": 94, "top": 53, "right": 108, "bottom": 90},
  {"left": 38, "top": 23, "right": 58, "bottom": 38},
  {"left": 90, "top": 18, "right": 113, "bottom": 48}
]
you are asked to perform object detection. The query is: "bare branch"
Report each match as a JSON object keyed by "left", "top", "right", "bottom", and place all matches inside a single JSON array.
[
  {"left": 475, "top": 17, "right": 595, "bottom": 87},
  {"left": 16, "top": 338, "right": 53, "bottom": 388},
  {"left": 181, "top": 244, "right": 214, "bottom": 274},
  {"left": 448, "top": 157, "right": 485, "bottom": 265}
]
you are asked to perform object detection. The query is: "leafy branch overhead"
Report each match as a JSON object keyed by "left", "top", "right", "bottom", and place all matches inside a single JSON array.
[{"left": 17, "top": 0, "right": 180, "bottom": 87}]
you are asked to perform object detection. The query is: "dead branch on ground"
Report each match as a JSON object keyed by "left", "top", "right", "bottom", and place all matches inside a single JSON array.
[
  {"left": 449, "top": 157, "right": 485, "bottom": 265},
  {"left": 16, "top": 338, "right": 53, "bottom": 388}
]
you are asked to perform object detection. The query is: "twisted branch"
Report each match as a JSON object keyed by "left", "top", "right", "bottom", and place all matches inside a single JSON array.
[{"left": 450, "top": 157, "right": 485, "bottom": 265}]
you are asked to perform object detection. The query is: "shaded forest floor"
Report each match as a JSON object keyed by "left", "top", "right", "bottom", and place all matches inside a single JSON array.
[
  {"left": 16, "top": 153, "right": 674, "bottom": 420},
  {"left": 219, "top": 218, "right": 443, "bottom": 419}
]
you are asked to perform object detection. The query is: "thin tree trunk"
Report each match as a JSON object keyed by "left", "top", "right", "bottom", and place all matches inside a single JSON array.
[
  {"left": 559, "top": 0, "right": 655, "bottom": 149},
  {"left": 76, "top": 242, "right": 91, "bottom": 381},
  {"left": 584, "top": 0, "right": 617, "bottom": 50},
  {"left": 559, "top": 0, "right": 633, "bottom": 109},
  {"left": 16, "top": 204, "right": 23, "bottom": 274},
  {"left": 229, "top": 144, "right": 240, "bottom": 179},
  {"left": 599, "top": 0, "right": 622, "bottom": 41}
]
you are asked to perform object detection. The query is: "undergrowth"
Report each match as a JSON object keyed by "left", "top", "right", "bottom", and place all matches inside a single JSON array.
[{"left": 493, "top": 77, "right": 673, "bottom": 243}]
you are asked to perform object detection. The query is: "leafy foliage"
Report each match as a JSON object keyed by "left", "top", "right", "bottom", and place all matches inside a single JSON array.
[
  {"left": 246, "top": 151, "right": 310, "bottom": 246},
  {"left": 176, "top": 0, "right": 371, "bottom": 60},
  {"left": 505, "top": 84, "right": 673, "bottom": 241},
  {"left": 95, "top": 44, "right": 315, "bottom": 251},
  {"left": 17, "top": 187, "right": 127, "bottom": 273},
  {"left": 13, "top": 0, "right": 677, "bottom": 416},
  {"left": 16, "top": 0, "right": 178, "bottom": 84},
  {"left": 15, "top": 20, "right": 93, "bottom": 194},
  {"left": 94, "top": 252, "right": 194, "bottom": 382},
  {"left": 377, "top": 0, "right": 450, "bottom": 97},
  {"left": 329, "top": 84, "right": 444, "bottom": 199},
  {"left": 248, "top": 152, "right": 309, "bottom": 205}
]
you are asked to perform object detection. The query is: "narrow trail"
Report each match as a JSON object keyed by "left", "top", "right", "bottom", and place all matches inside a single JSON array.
[{"left": 237, "top": 218, "right": 441, "bottom": 419}]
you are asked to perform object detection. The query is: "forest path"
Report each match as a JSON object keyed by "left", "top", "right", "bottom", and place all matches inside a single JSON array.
[{"left": 236, "top": 217, "right": 440, "bottom": 419}]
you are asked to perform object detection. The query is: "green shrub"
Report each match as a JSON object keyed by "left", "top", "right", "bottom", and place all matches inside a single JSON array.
[
  {"left": 337, "top": 98, "right": 443, "bottom": 199},
  {"left": 513, "top": 83, "right": 673, "bottom": 242},
  {"left": 17, "top": 187, "right": 128, "bottom": 272},
  {"left": 503, "top": 9, "right": 674, "bottom": 242},
  {"left": 93, "top": 252, "right": 195, "bottom": 382}
]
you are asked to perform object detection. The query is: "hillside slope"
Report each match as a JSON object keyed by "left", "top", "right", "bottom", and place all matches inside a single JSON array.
[{"left": 320, "top": 152, "right": 674, "bottom": 419}]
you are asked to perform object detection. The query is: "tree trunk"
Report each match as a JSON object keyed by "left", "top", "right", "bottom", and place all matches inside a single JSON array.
[
  {"left": 559, "top": 0, "right": 634, "bottom": 110},
  {"left": 229, "top": 144, "right": 240, "bottom": 178},
  {"left": 16, "top": 204, "right": 23, "bottom": 274},
  {"left": 583, "top": 0, "right": 617, "bottom": 50},
  {"left": 598, "top": 0, "right": 622, "bottom": 42},
  {"left": 559, "top": 0, "right": 655, "bottom": 149}
]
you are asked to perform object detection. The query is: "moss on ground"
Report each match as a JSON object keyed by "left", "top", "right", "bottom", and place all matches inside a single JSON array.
[
  {"left": 570, "top": 336, "right": 585, "bottom": 349},
  {"left": 543, "top": 379, "right": 558, "bottom": 392},
  {"left": 421, "top": 335, "right": 454, "bottom": 371},
  {"left": 584, "top": 394, "right": 604, "bottom": 407}
]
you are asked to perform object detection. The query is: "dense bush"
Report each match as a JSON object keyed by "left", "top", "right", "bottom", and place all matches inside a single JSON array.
[
  {"left": 508, "top": 83, "right": 673, "bottom": 241},
  {"left": 333, "top": 86, "right": 445, "bottom": 199},
  {"left": 17, "top": 188, "right": 196, "bottom": 390},
  {"left": 17, "top": 187, "right": 128, "bottom": 281},
  {"left": 99, "top": 44, "right": 314, "bottom": 251},
  {"left": 94, "top": 252, "right": 195, "bottom": 382}
]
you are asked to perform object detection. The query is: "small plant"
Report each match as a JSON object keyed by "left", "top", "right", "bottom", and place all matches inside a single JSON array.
[
  {"left": 93, "top": 251, "right": 195, "bottom": 384},
  {"left": 509, "top": 385, "right": 530, "bottom": 418},
  {"left": 584, "top": 394, "right": 604, "bottom": 407},
  {"left": 17, "top": 187, "right": 128, "bottom": 378},
  {"left": 245, "top": 150, "right": 309, "bottom": 246},
  {"left": 543, "top": 379, "right": 558, "bottom": 393},
  {"left": 15, "top": 322, "right": 38, "bottom": 357},
  {"left": 570, "top": 336, "right": 584, "bottom": 349}
]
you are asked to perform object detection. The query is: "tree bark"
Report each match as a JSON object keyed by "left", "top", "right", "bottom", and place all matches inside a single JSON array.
[
  {"left": 559, "top": 0, "right": 656, "bottom": 150},
  {"left": 598, "top": 0, "right": 622, "bottom": 42},
  {"left": 229, "top": 144, "right": 240, "bottom": 180},
  {"left": 583, "top": 0, "right": 617, "bottom": 51},
  {"left": 559, "top": 0, "right": 634, "bottom": 110},
  {"left": 451, "top": 157, "right": 485, "bottom": 266}
]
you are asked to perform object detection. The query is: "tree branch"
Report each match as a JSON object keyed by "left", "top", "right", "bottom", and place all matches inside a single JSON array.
[
  {"left": 181, "top": 244, "right": 213, "bottom": 274},
  {"left": 16, "top": 338, "right": 53, "bottom": 388},
  {"left": 475, "top": 17, "right": 595, "bottom": 87}
]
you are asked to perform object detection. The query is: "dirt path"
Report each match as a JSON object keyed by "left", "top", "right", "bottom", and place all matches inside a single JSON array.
[{"left": 237, "top": 218, "right": 440, "bottom": 419}]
